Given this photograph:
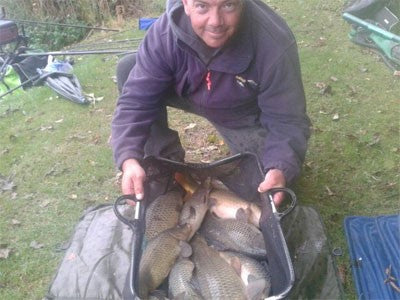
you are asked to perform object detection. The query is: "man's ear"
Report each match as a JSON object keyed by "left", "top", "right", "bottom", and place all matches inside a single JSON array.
[{"left": 181, "top": 0, "right": 190, "bottom": 15}]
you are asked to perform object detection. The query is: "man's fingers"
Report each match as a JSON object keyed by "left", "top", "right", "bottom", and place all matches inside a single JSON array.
[
  {"left": 132, "top": 175, "right": 144, "bottom": 200},
  {"left": 121, "top": 173, "right": 135, "bottom": 195}
]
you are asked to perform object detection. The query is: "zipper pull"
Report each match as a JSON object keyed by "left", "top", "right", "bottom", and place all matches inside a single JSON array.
[{"left": 206, "top": 71, "right": 211, "bottom": 91}]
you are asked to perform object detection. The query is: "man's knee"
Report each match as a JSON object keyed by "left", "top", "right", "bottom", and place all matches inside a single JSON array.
[{"left": 116, "top": 53, "right": 137, "bottom": 94}]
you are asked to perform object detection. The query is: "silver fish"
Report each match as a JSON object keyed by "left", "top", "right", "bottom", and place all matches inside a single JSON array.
[
  {"left": 168, "top": 258, "right": 202, "bottom": 299},
  {"left": 199, "top": 212, "right": 267, "bottom": 259},
  {"left": 191, "top": 235, "right": 247, "bottom": 300},
  {"left": 145, "top": 189, "right": 184, "bottom": 241},
  {"left": 138, "top": 224, "right": 192, "bottom": 298}
]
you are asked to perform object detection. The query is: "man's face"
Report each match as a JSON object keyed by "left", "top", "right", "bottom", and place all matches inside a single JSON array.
[{"left": 181, "top": 0, "right": 243, "bottom": 49}]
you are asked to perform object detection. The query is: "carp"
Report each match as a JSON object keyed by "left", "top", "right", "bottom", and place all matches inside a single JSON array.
[
  {"left": 179, "top": 178, "right": 211, "bottom": 240},
  {"left": 191, "top": 235, "right": 247, "bottom": 300},
  {"left": 145, "top": 189, "right": 184, "bottom": 241},
  {"left": 219, "top": 251, "right": 272, "bottom": 299},
  {"left": 138, "top": 224, "right": 192, "bottom": 298},
  {"left": 199, "top": 212, "right": 267, "bottom": 259},
  {"left": 209, "top": 188, "right": 261, "bottom": 228},
  {"left": 168, "top": 258, "right": 202, "bottom": 299}
]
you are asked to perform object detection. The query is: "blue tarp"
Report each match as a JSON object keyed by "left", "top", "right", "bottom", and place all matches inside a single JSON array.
[
  {"left": 344, "top": 214, "right": 400, "bottom": 299},
  {"left": 139, "top": 18, "right": 158, "bottom": 30}
]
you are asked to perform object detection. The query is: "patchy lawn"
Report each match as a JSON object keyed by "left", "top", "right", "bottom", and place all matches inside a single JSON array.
[{"left": 0, "top": 0, "right": 399, "bottom": 299}]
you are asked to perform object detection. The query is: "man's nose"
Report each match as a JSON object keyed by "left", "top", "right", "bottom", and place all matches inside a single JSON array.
[{"left": 208, "top": 8, "right": 223, "bottom": 26}]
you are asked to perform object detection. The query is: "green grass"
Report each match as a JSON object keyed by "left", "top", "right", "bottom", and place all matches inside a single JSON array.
[{"left": 0, "top": 1, "right": 399, "bottom": 299}]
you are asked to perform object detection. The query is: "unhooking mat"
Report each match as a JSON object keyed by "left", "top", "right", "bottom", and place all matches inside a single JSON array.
[
  {"left": 344, "top": 214, "right": 400, "bottom": 299},
  {"left": 45, "top": 205, "right": 344, "bottom": 299}
]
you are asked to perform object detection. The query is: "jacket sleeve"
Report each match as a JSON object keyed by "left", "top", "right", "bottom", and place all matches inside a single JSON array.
[
  {"left": 258, "top": 43, "right": 311, "bottom": 184},
  {"left": 111, "top": 20, "right": 174, "bottom": 170}
]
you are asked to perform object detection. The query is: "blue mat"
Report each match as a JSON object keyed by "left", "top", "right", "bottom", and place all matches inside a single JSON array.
[{"left": 344, "top": 214, "right": 400, "bottom": 299}]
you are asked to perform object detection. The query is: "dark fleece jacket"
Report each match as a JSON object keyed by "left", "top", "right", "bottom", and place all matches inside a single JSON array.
[{"left": 111, "top": 0, "right": 311, "bottom": 184}]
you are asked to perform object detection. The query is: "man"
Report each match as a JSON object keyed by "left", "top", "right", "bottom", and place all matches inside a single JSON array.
[{"left": 111, "top": 0, "right": 311, "bottom": 206}]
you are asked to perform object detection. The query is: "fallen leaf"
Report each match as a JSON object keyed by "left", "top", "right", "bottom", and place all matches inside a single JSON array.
[
  {"left": 1, "top": 149, "right": 9, "bottom": 155},
  {"left": 0, "top": 247, "right": 11, "bottom": 259},
  {"left": 330, "top": 76, "right": 338, "bottom": 82},
  {"left": 315, "top": 82, "right": 326, "bottom": 89},
  {"left": 40, "top": 125, "right": 54, "bottom": 131},
  {"left": 30, "top": 241, "right": 44, "bottom": 249},
  {"left": 11, "top": 219, "right": 21, "bottom": 226},
  {"left": 0, "top": 174, "right": 16, "bottom": 192},
  {"left": 70, "top": 194, "right": 78, "bottom": 200},
  {"left": 393, "top": 70, "right": 400, "bottom": 77},
  {"left": 332, "top": 113, "right": 340, "bottom": 121},
  {"left": 325, "top": 186, "right": 334, "bottom": 196},
  {"left": 184, "top": 123, "right": 197, "bottom": 131},
  {"left": 367, "top": 134, "right": 380, "bottom": 147},
  {"left": 54, "top": 118, "right": 64, "bottom": 123},
  {"left": 205, "top": 145, "right": 218, "bottom": 151},
  {"left": 40, "top": 200, "right": 51, "bottom": 208}
]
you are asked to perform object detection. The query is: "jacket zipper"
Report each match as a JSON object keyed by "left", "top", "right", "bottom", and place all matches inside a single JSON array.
[{"left": 206, "top": 69, "right": 211, "bottom": 91}]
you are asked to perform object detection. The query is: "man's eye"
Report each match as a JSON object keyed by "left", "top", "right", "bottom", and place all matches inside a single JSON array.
[
  {"left": 222, "top": 2, "right": 238, "bottom": 12},
  {"left": 195, "top": 3, "right": 208, "bottom": 13}
]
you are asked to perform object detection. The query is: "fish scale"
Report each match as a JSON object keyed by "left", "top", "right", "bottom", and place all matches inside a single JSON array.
[
  {"left": 199, "top": 212, "right": 267, "bottom": 259},
  {"left": 191, "top": 235, "right": 246, "bottom": 300},
  {"left": 145, "top": 189, "right": 184, "bottom": 241},
  {"left": 138, "top": 224, "right": 192, "bottom": 298}
]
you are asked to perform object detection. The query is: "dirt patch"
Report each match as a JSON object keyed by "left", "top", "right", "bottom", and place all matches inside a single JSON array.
[{"left": 168, "top": 108, "right": 230, "bottom": 163}]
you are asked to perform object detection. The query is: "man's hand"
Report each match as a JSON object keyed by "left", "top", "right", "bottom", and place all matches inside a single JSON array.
[
  {"left": 121, "top": 158, "right": 146, "bottom": 200},
  {"left": 258, "top": 168, "right": 286, "bottom": 206}
]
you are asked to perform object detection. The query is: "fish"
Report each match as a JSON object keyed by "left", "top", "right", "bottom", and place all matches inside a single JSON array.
[
  {"left": 138, "top": 224, "right": 192, "bottom": 298},
  {"left": 191, "top": 235, "right": 247, "bottom": 300},
  {"left": 179, "top": 178, "right": 211, "bottom": 240},
  {"left": 168, "top": 258, "right": 203, "bottom": 300},
  {"left": 149, "top": 290, "right": 170, "bottom": 300},
  {"left": 174, "top": 172, "right": 199, "bottom": 198},
  {"left": 219, "top": 251, "right": 272, "bottom": 299},
  {"left": 199, "top": 212, "right": 267, "bottom": 259},
  {"left": 145, "top": 189, "right": 184, "bottom": 241},
  {"left": 209, "top": 188, "right": 261, "bottom": 228}
]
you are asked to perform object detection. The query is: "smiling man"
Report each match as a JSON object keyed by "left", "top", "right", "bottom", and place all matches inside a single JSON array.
[{"left": 111, "top": 0, "right": 311, "bottom": 206}]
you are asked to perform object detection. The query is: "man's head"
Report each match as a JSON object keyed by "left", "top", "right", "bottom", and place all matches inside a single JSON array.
[{"left": 181, "top": 0, "right": 244, "bottom": 49}]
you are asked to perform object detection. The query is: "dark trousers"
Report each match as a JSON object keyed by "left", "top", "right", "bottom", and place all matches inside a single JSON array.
[{"left": 116, "top": 53, "right": 268, "bottom": 164}]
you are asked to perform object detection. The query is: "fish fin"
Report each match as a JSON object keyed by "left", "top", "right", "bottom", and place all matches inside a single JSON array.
[
  {"left": 246, "top": 278, "right": 267, "bottom": 300},
  {"left": 236, "top": 207, "right": 250, "bottom": 222},
  {"left": 230, "top": 256, "right": 242, "bottom": 277},
  {"left": 179, "top": 241, "right": 193, "bottom": 258},
  {"left": 206, "top": 239, "right": 227, "bottom": 251}
]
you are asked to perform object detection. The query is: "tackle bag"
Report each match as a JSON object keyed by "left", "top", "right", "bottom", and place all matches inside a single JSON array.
[{"left": 45, "top": 154, "right": 343, "bottom": 299}]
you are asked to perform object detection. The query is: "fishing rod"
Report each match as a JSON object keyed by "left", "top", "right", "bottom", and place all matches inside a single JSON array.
[
  {"left": 3, "top": 18, "right": 119, "bottom": 32},
  {"left": 67, "top": 38, "right": 143, "bottom": 50},
  {"left": 18, "top": 49, "right": 137, "bottom": 57}
]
